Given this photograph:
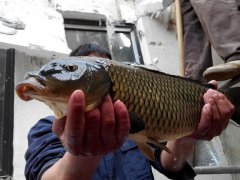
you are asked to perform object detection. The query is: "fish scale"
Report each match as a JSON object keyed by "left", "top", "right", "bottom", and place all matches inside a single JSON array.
[{"left": 108, "top": 64, "right": 207, "bottom": 142}]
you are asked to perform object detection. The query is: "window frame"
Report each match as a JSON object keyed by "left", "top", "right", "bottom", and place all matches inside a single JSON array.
[
  {"left": 63, "top": 18, "right": 143, "bottom": 64},
  {"left": 64, "top": 18, "right": 107, "bottom": 32},
  {"left": 112, "top": 24, "right": 143, "bottom": 64},
  {"left": 0, "top": 48, "right": 14, "bottom": 177}
]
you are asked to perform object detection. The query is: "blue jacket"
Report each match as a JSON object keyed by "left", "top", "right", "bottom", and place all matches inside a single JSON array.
[{"left": 25, "top": 116, "right": 195, "bottom": 180}]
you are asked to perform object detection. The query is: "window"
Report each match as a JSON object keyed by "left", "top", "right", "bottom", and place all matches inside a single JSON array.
[
  {"left": 64, "top": 18, "right": 110, "bottom": 52},
  {"left": 111, "top": 24, "right": 143, "bottom": 64},
  {"left": 0, "top": 49, "right": 14, "bottom": 178},
  {"left": 64, "top": 17, "right": 143, "bottom": 64}
]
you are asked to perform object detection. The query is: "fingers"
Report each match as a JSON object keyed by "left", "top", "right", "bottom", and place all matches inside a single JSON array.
[
  {"left": 208, "top": 80, "right": 218, "bottom": 88},
  {"left": 201, "top": 89, "right": 220, "bottom": 139},
  {"left": 214, "top": 93, "right": 235, "bottom": 120},
  {"left": 53, "top": 90, "right": 130, "bottom": 156},
  {"left": 206, "top": 93, "right": 221, "bottom": 138},
  {"left": 83, "top": 97, "right": 129, "bottom": 155},
  {"left": 191, "top": 104, "right": 211, "bottom": 139},
  {"left": 85, "top": 108, "right": 101, "bottom": 155},
  {"left": 192, "top": 89, "right": 235, "bottom": 140},
  {"left": 52, "top": 117, "right": 66, "bottom": 138},
  {"left": 212, "top": 93, "right": 234, "bottom": 130},
  {"left": 114, "top": 100, "right": 130, "bottom": 144},
  {"left": 64, "top": 90, "right": 86, "bottom": 155},
  {"left": 100, "top": 96, "right": 116, "bottom": 145}
]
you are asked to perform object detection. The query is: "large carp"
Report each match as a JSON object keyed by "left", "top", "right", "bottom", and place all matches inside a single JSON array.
[{"left": 16, "top": 56, "right": 240, "bottom": 160}]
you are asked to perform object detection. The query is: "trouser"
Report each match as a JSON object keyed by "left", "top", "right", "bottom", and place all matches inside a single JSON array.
[{"left": 182, "top": 0, "right": 240, "bottom": 81}]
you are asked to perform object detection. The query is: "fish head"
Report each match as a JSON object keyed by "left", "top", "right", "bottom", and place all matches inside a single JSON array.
[{"left": 16, "top": 57, "right": 110, "bottom": 119}]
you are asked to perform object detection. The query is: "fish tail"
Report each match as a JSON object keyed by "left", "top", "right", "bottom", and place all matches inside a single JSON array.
[{"left": 221, "top": 87, "right": 240, "bottom": 125}]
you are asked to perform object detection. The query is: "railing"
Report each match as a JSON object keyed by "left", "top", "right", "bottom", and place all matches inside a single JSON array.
[{"left": 194, "top": 166, "right": 240, "bottom": 174}]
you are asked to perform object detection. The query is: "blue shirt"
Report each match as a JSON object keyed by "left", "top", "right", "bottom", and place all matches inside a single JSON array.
[{"left": 25, "top": 116, "right": 195, "bottom": 180}]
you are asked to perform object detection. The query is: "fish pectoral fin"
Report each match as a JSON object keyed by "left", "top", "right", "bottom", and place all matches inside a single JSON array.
[
  {"left": 128, "top": 133, "right": 176, "bottom": 161},
  {"left": 129, "top": 113, "right": 145, "bottom": 133},
  {"left": 147, "top": 138, "right": 176, "bottom": 161},
  {"left": 136, "top": 142, "right": 155, "bottom": 161}
]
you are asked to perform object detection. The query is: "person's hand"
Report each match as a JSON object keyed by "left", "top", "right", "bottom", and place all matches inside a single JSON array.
[
  {"left": 52, "top": 90, "right": 130, "bottom": 157},
  {"left": 190, "top": 81, "right": 235, "bottom": 140},
  {"left": 161, "top": 80, "right": 235, "bottom": 172}
]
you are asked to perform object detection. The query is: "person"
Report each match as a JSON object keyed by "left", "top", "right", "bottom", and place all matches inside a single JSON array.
[
  {"left": 181, "top": 0, "right": 240, "bottom": 81},
  {"left": 24, "top": 43, "right": 235, "bottom": 180},
  {"left": 69, "top": 42, "right": 112, "bottom": 59}
]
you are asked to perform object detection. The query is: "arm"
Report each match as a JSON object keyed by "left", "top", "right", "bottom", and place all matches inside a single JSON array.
[
  {"left": 41, "top": 90, "right": 130, "bottom": 180},
  {"left": 41, "top": 153, "right": 102, "bottom": 180},
  {"left": 160, "top": 88, "right": 235, "bottom": 173}
]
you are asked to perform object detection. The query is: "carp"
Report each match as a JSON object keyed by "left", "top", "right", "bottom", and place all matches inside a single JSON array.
[{"left": 16, "top": 56, "right": 240, "bottom": 160}]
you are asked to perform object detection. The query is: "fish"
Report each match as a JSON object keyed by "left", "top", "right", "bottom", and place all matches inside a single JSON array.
[{"left": 16, "top": 56, "right": 240, "bottom": 161}]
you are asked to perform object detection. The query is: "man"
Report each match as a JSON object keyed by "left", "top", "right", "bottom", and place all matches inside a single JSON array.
[
  {"left": 24, "top": 43, "right": 235, "bottom": 180},
  {"left": 69, "top": 42, "right": 112, "bottom": 59},
  {"left": 182, "top": 0, "right": 240, "bottom": 81}
]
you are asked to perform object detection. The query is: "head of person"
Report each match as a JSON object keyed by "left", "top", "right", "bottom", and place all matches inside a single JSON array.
[{"left": 70, "top": 42, "right": 112, "bottom": 59}]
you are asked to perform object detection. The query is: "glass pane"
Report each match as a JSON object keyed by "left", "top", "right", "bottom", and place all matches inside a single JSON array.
[
  {"left": 111, "top": 32, "right": 135, "bottom": 63},
  {"left": 65, "top": 30, "right": 109, "bottom": 52}
]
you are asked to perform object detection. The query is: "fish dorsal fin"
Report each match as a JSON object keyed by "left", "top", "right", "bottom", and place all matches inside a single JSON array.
[
  {"left": 131, "top": 63, "right": 217, "bottom": 89},
  {"left": 129, "top": 113, "right": 145, "bottom": 134},
  {"left": 128, "top": 133, "right": 176, "bottom": 161},
  {"left": 131, "top": 63, "right": 162, "bottom": 73}
]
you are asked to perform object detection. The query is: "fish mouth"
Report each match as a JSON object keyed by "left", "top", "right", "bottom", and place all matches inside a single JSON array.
[{"left": 16, "top": 76, "right": 46, "bottom": 101}]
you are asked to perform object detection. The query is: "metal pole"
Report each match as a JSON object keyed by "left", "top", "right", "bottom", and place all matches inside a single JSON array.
[
  {"left": 194, "top": 165, "right": 240, "bottom": 174},
  {"left": 175, "top": 0, "right": 185, "bottom": 76}
]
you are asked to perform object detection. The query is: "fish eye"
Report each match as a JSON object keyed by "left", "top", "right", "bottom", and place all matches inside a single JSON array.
[{"left": 64, "top": 64, "right": 78, "bottom": 72}]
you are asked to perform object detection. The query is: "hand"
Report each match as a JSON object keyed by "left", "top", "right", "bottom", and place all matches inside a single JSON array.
[
  {"left": 52, "top": 90, "right": 130, "bottom": 156},
  {"left": 190, "top": 83, "right": 235, "bottom": 140},
  {"left": 161, "top": 81, "right": 235, "bottom": 172}
]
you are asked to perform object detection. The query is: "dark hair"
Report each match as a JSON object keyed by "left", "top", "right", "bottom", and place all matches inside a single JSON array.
[{"left": 70, "top": 42, "right": 112, "bottom": 59}]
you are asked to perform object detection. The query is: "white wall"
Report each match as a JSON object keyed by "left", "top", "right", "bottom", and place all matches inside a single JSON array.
[
  {"left": 135, "top": 0, "right": 179, "bottom": 75},
  {"left": 0, "top": 0, "right": 70, "bottom": 58},
  {"left": 14, "top": 52, "right": 53, "bottom": 180}
]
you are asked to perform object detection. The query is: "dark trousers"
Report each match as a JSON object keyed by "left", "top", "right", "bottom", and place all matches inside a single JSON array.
[{"left": 182, "top": 0, "right": 240, "bottom": 81}]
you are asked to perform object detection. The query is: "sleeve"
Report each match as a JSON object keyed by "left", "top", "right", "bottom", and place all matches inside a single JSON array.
[
  {"left": 24, "top": 116, "right": 66, "bottom": 180},
  {"left": 150, "top": 147, "right": 196, "bottom": 180}
]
